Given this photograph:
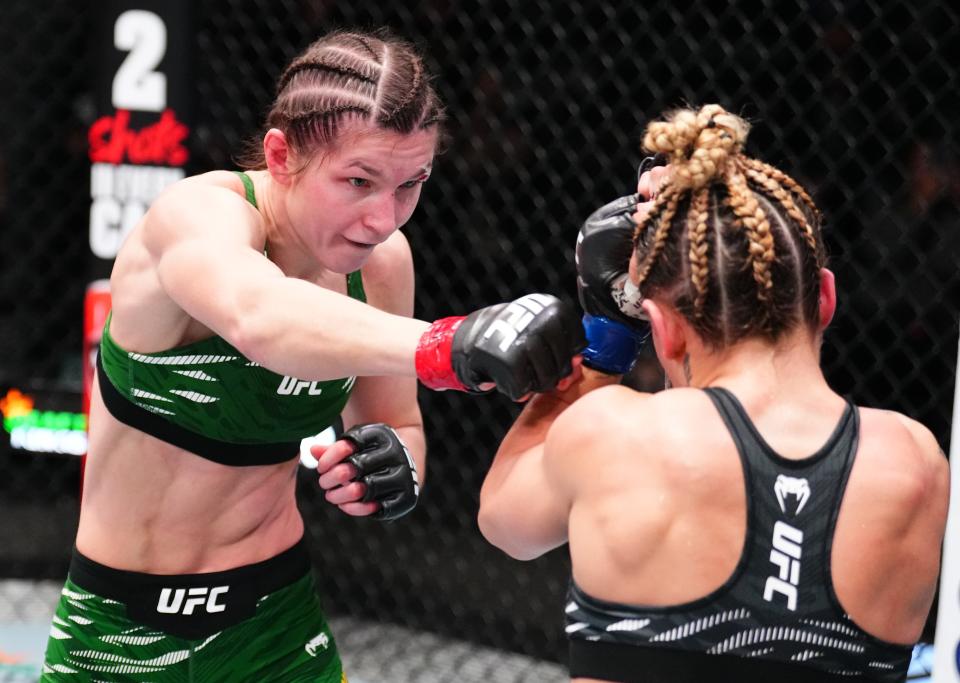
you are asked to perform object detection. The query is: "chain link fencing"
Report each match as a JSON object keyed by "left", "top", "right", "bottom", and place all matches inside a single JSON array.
[{"left": 0, "top": 0, "right": 957, "bottom": 673}]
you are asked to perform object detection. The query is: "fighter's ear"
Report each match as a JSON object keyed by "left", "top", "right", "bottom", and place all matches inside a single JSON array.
[
  {"left": 643, "top": 299, "right": 686, "bottom": 364},
  {"left": 264, "top": 128, "right": 294, "bottom": 185},
  {"left": 818, "top": 268, "right": 836, "bottom": 331}
]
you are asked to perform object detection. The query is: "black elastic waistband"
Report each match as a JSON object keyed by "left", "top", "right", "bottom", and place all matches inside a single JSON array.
[
  {"left": 96, "top": 350, "right": 301, "bottom": 466},
  {"left": 568, "top": 639, "right": 887, "bottom": 683},
  {"left": 69, "top": 537, "right": 311, "bottom": 639}
]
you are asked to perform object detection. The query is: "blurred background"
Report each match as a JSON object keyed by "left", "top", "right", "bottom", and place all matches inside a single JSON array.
[{"left": 0, "top": 0, "right": 957, "bottom": 681}]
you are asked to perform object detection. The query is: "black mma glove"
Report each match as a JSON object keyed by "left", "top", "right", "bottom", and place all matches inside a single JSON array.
[
  {"left": 416, "top": 293, "right": 585, "bottom": 401},
  {"left": 576, "top": 192, "right": 643, "bottom": 325},
  {"left": 574, "top": 157, "right": 663, "bottom": 374},
  {"left": 342, "top": 423, "right": 419, "bottom": 522},
  {"left": 452, "top": 293, "right": 585, "bottom": 400}
]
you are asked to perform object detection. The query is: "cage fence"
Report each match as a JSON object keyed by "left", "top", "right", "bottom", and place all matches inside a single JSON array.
[{"left": 0, "top": 0, "right": 957, "bottom": 676}]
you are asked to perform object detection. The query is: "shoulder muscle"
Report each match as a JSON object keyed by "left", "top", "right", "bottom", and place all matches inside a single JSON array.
[
  {"left": 857, "top": 407, "right": 949, "bottom": 520},
  {"left": 143, "top": 175, "right": 262, "bottom": 256},
  {"left": 544, "top": 386, "right": 651, "bottom": 490}
]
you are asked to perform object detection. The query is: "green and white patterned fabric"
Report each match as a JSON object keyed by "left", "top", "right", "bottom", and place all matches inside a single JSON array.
[{"left": 41, "top": 574, "right": 346, "bottom": 682}]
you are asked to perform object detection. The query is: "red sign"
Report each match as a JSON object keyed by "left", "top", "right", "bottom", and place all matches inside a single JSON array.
[
  {"left": 82, "top": 280, "right": 112, "bottom": 419},
  {"left": 88, "top": 109, "right": 190, "bottom": 166}
]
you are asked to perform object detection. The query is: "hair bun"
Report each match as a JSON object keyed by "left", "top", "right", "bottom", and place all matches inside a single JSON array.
[{"left": 642, "top": 104, "right": 750, "bottom": 190}]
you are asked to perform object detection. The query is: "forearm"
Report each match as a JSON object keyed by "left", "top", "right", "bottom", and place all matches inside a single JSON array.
[
  {"left": 235, "top": 276, "right": 430, "bottom": 381},
  {"left": 392, "top": 422, "right": 427, "bottom": 485}
]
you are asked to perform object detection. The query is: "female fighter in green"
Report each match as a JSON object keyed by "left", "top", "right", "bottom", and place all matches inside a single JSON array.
[{"left": 42, "top": 29, "right": 582, "bottom": 682}]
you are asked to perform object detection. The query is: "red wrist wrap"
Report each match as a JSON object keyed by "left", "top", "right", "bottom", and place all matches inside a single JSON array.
[{"left": 416, "top": 316, "right": 468, "bottom": 391}]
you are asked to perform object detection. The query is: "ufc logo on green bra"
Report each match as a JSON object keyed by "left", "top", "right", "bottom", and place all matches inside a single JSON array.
[
  {"left": 277, "top": 376, "right": 324, "bottom": 396},
  {"left": 157, "top": 586, "right": 230, "bottom": 615}
]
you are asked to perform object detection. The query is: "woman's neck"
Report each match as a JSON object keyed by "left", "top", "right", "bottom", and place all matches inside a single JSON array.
[
  {"left": 249, "top": 171, "right": 331, "bottom": 282},
  {"left": 688, "top": 328, "right": 831, "bottom": 399}
]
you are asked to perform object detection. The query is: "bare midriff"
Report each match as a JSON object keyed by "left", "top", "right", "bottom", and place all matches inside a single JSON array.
[{"left": 75, "top": 381, "right": 304, "bottom": 574}]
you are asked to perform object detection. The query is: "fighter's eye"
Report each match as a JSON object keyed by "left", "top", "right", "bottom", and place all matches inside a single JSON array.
[{"left": 399, "top": 176, "right": 429, "bottom": 190}]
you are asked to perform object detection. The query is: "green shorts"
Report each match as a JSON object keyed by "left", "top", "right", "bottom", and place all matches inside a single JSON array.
[{"left": 41, "top": 540, "right": 345, "bottom": 682}]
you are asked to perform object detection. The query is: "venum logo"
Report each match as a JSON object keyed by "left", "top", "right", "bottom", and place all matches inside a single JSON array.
[
  {"left": 277, "top": 376, "right": 324, "bottom": 396},
  {"left": 305, "top": 632, "right": 330, "bottom": 656},
  {"left": 156, "top": 586, "right": 229, "bottom": 615},
  {"left": 763, "top": 521, "right": 803, "bottom": 611},
  {"left": 774, "top": 475, "right": 811, "bottom": 516}
]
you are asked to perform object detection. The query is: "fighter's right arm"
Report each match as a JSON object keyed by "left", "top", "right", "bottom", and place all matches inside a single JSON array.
[
  {"left": 143, "top": 181, "right": 430, "bottom": 382},
  {"left": 142, "top": 181, "right": 584, "bottom": 398}
]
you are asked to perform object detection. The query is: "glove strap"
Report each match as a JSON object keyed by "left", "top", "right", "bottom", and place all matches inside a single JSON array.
[
  {"left": 581, "top": 313, "right": 648, "bottom": 375},
  {"left": 415, "top": 316, "right": 469, "bottom": 391}
]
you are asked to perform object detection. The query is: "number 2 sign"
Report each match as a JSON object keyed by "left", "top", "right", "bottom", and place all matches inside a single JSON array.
[{"left": 87, "top": 2, "right": 192, "bottom": 269}]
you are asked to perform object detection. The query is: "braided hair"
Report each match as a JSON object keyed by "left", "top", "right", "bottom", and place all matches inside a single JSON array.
[
  {"left": 633, "top": 104, "right": 825, "bottom": 347},
  {"left": 239, "top": 29, "right": 445, "bottom": 170}
]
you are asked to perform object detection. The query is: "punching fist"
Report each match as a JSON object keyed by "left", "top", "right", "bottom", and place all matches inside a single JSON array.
[
  {"left": 416, "top": 293, "right": 585, "bottom": 401},
  {"left": 318, "top": 423, "right": 419, "bottom": 522}
]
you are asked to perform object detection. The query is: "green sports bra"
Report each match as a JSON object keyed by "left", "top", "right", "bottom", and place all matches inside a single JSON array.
[{"left": 96, "top": 172, "right": 365, "bottom": 466}]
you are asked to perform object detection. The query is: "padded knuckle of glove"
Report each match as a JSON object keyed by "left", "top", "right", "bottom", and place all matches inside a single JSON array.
[
  {"left": 452, "top": 295, "right": 584, "bottom": 400},
  {"left": 342, "top": 423, "right": 419, "bottom": 521}
]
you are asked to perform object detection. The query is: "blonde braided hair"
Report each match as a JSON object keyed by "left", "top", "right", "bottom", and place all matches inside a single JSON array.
[
  {"left": 632, "top": 104, "right": 826, "bottom": 344},
  {"left": 743, "top": 158, "right": 822, "bottom": 266},
  {"left": 633, "top": 187, "right": 682, "bottom": 287},
  {"left": 724, "top": 164, "right": 776, "bottom": 306},
  {"left": 686, "top": 188, "right": 712, "bottom": 315}
]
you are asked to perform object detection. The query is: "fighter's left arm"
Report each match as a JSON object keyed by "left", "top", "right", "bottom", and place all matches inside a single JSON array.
[{"left": 314, "top": 231, "right": 426, "bottom": 520}]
